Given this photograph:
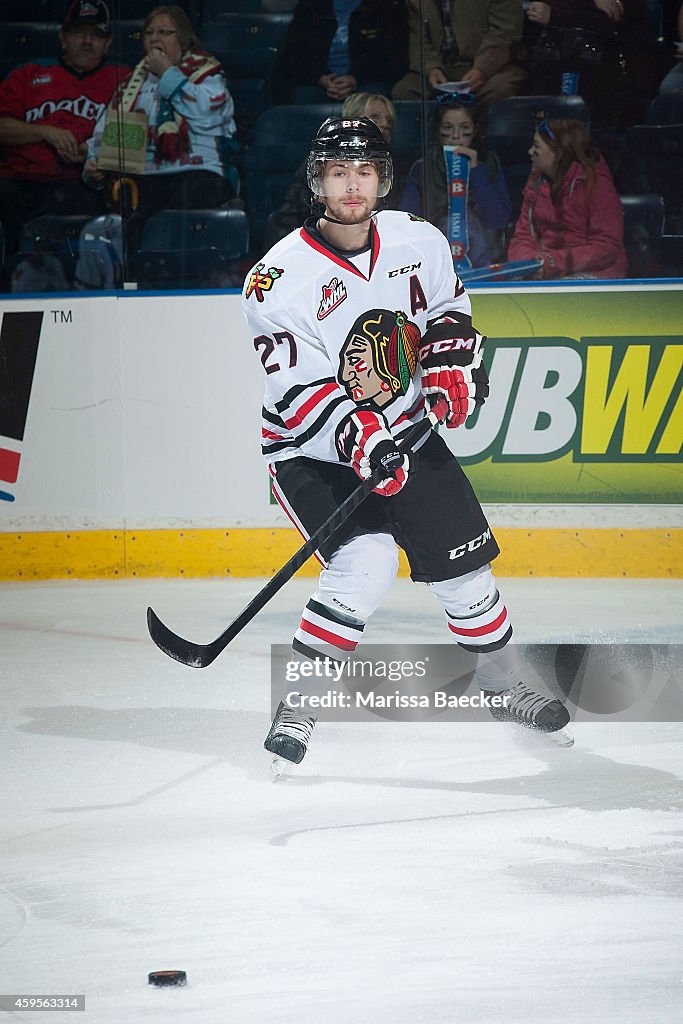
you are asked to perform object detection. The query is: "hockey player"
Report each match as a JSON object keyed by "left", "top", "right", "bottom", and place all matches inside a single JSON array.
[{"left": 241, "top": 116, "right": 570, "bottom": 766}]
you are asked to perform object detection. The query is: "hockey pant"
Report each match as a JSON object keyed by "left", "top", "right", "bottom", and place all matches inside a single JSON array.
[{"left": 290, "top": 531, "right": 519, "bottom": 693}]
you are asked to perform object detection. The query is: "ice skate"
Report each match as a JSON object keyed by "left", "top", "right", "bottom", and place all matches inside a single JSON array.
[
  {"left": 264, "top": 701, "right": 316, "bottom": 766},
  {"left": 483, "top": 681, "right": 571, "bottom": 734}
]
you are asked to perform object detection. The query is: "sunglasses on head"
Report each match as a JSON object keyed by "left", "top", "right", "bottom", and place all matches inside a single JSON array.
[
  {"left": 436, "top": 90, "right": 477, "bottom": 108},
  {"left": 536, "top": 117, "right": 556, "bottom": 141}
]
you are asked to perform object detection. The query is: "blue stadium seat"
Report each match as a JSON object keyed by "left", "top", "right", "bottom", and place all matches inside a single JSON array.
[
  {"left": 485, "top": 94, "right": 591, "bottom": 157},
  {"left": 485, "top": 95, "right": 591, "bottom": 219},
  {"left": 646, "top": 93, "right": 683, "bottom": 125},
  {"left": 9, "top": 214, "right": 94, "bottom": 293},
  {"left": 218, "top": 46, "right": 278, "bottom": 80},
  {"left": 216, "top": 47, "right": 278, "bottom": 143},
  {"left": 242, "top": 103, "right": 340, "bottom": 247},
  {"left": 138, "top": 208, "right": 249, "bottom": 255},
  {"left": 391, "top": 100, "right": 438, "bottom": 176},
  {"left": 620, "top": 194, "right": 665, "bottom": 278},
  {"left": 128, "top": 208, "right": 250, "bottom": 289},
  {"left": 226, "top": 78, "right": 273, "bottom": 142},
  {"left": 203, "top": 12, "right": 293, "bottom": 50},
  {"left": 19, "top": 214, "right": 93, "bottom": 254},
  {"left": 245, "top": 103, "right": 341, "bottom": 153},
  {"left": 0, "top": 22, "right": 60, "bottom": 65},
  {"left": 623, "top": 124, "right": 683, "bottom": 233}
]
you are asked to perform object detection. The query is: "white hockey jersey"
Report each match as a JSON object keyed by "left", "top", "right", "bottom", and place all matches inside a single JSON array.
[{"left": 241, "top": 210, "right": 472, "bottom": 465}]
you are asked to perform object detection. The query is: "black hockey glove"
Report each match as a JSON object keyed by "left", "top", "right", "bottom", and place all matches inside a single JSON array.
[{"left": 336, "top": 409, "right": 411, "bottom": 497}]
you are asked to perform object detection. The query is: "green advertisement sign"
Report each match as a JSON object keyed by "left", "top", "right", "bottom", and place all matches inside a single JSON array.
[{"left": 447, "top": 288, "right": 683, "bottom": 503}]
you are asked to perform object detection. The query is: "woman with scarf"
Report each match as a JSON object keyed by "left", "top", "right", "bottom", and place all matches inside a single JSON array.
[
  {"left": 507, "top": 117, "right": 627, "bottom": 279},
  {"left": 399, "top": 98, "right": 512, "bottom": 268},
  {"left": 84, "top": 5, "right": 238, "bottom": 253}
]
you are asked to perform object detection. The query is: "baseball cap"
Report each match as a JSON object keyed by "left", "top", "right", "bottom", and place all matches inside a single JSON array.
[{"left": 62, "top": 0, "right": 112, "bottom": 35}]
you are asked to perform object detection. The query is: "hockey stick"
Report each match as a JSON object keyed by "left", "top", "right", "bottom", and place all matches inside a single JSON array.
[{"left": 147, "top": 397, "right": 448, "bottom": 668}]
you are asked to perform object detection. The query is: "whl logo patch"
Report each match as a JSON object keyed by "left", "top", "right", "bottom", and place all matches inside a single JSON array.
[
  {"left": 317, "top": 277, "right": 347, "bottom": 320},
  {"left": 0, "top": 311, "right": 43, "bottom": 502}
]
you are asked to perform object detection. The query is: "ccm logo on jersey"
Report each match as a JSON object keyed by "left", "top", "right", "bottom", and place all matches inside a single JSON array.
[
  {"left": 419, "top": 336, "right": 476, "bottom": 357},
  {"left": 317, "top": 277, "right": 347, "bottom": 319},
  {"left": 449, "top": 528, "right": 491, "bottom": 559},
  {"left": 388, "top": 262, "right": 421, "bottom": 278}
]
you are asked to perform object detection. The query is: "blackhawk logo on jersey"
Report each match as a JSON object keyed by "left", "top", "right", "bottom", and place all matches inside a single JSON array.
[
  {"left": 245, "top": 263, "right": 284, "bottom": 302},
  {"left": 338, "top": 309, "right": 420, "bottom": 407},
  {"left": 317, "top": 277, "right": 347, "bottom": 320}
]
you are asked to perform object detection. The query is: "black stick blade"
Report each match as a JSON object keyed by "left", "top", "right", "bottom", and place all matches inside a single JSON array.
[
  {"left": 145, "top": 401, "right": 448, "bottom": 670},
  {"left": 146, "top": 607, "right": 220, "bottom": 668}
]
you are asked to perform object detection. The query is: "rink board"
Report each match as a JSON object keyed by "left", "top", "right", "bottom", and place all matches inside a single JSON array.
[
  {"left": 0, "top": 525, "right": 679, "bottom": 580},
  {"left": 0, "top": 285, "right": 681, "bottom": 579}
]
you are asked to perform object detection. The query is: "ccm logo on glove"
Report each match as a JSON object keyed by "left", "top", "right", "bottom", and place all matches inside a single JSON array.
[
  {"left": 336, "top": 409, "right": 411, "bottom": 497},
  {"left": 418, "top": 324, "right": 489, "bottom": 429},
  {"left": 418, "top": 336, "right": 478, "bottom": 358}
]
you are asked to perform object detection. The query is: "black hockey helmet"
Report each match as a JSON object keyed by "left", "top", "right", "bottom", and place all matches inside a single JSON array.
[{"left": 307, "top": 116, "right": 393, "bottom": 199}]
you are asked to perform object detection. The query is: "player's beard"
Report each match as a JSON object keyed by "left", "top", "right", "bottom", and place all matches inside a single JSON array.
[{"left": 323, "top": 194, "right": 375, "bottom": 225}]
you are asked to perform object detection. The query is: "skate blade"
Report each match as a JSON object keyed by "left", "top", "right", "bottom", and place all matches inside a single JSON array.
[
  {"left": 270, "top": 756, "right": 289, "bottom": 782},
  {"left": 547, "top": 725, "right": 574, "bottom": 747},
  {"left": 509, "top": 722, "right": 574, "bottom": 751}
]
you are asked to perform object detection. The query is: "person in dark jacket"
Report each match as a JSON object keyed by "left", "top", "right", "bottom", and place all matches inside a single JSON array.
[
  {"left": 507, "top": 117, "right": 627, "bottom": 278},
  {"left": 399, "top": 98, "right": 511, "bottom": 266},
  {"left": 524, "top": 0, "right": 661, "bottom": 130},
  {"left": 273, "top": 0, "right": 408, "bottom": 103}
]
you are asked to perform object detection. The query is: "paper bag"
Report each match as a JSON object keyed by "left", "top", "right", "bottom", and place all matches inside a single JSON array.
[{"left": 96, "top": 109, "right": 148, "bottom": 175}]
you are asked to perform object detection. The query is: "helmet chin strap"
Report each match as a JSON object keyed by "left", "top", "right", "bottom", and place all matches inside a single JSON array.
[{"left": 319, "top": 210, "right": 375, "bottom": 226}]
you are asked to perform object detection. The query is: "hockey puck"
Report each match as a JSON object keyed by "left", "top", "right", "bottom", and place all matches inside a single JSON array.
[{"left": 148, "top": 970, "right": 187, "bottom": 987}]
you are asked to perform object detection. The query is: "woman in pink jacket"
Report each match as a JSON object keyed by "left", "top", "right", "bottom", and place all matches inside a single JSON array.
[{"left": 507, "top": 117, "right": 627, "bottom": 279}]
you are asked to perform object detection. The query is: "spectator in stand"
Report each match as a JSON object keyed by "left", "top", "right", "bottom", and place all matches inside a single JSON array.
[
  {"left": 399, "top": 97, "right": 511, "bottom": 266},
  {"left": 507, "top": 117, "right": 627, "bottom": 279},
  {"left": 659, "top": 2, "right": 683, "bottom": 94},
  {"left": 0, "top": 1, "right": 122, "bottom": 260},
  {"left": 263, "top": 92, "right": 397, "bottom": 248},
  {"left": 392, "top": 0, "right": 526, "bottom": 115},
  {"left": 84, "top": 4, "right": 238, "bottom": 253},
  {"left": 273, "top": 0, "right": 408, "bottom": 104},
  {"left": 524, "top": 0, "right": 661, "bottom": 130}
]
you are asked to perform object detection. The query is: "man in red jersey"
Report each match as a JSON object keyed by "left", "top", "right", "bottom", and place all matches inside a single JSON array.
[{"left": 0, "top": 1, "right": 124, "bottom": 259}]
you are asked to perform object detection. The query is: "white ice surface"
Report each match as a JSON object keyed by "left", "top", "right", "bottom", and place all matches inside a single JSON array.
[{"left": 1, "top": 577, "right": 682, "bottom": 1024}]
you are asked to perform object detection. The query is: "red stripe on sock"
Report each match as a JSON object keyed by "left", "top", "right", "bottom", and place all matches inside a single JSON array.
[
  {"left": 299, "top": 617, "right": 358, "bottom": 651},
  {"left": 447, "top": 606, "right": 508, "bottom": 638}
]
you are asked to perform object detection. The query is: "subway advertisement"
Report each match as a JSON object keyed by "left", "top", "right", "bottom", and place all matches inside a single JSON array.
[
  {"left": 0, "top": 286, "right": 681, "bottom": 527},
  {"left": 450, "top": 288, "right": 682, "bottom": 503}
]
